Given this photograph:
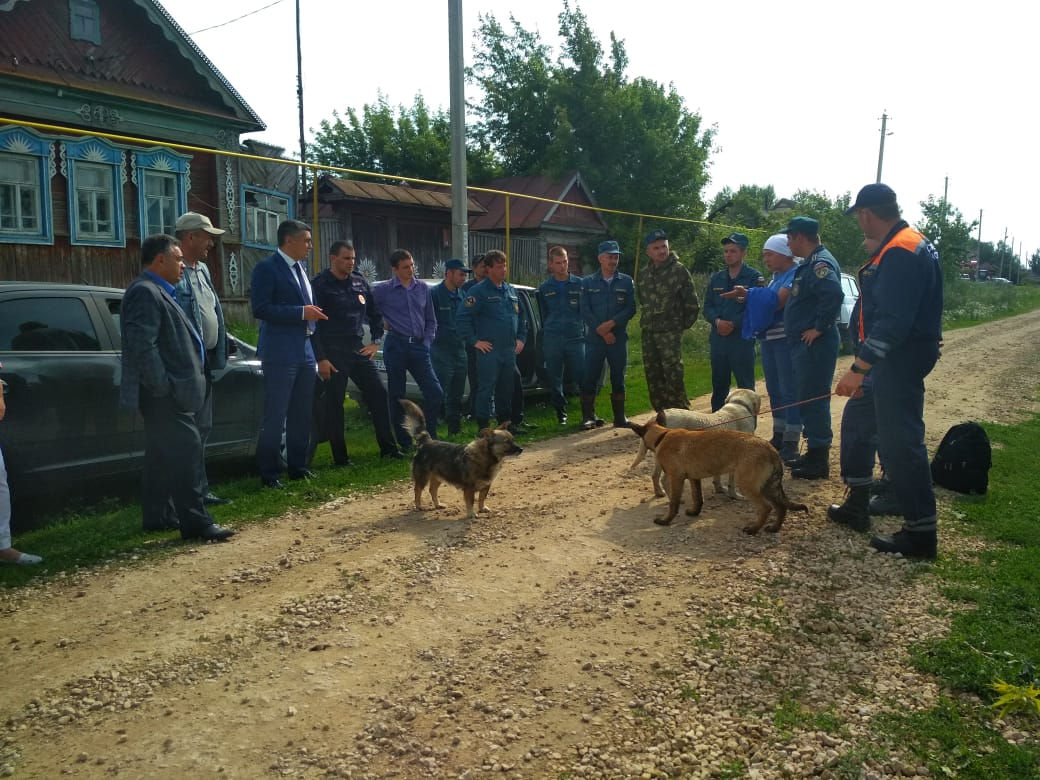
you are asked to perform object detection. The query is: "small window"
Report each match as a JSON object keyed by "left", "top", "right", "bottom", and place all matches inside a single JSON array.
[
  {"left": 0, "top": 127, "right": 54, "bottom": 245},
  {"left": 69, "top": 0, "right": 101, "bottom": 45},
  {"left": 133, "top": 147, "right": 190, "bottom": 237},
  {"left": 0, "top": 297, "right": 101, "bottom": 352},
  {"left": 242, "top": 186, "right": 291, "bottom": 250},
  {"left": 61, "top": 137, "right": 125, "bottom": 247}
]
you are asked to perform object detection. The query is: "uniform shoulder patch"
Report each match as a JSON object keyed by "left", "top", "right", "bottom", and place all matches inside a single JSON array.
[
  {"left": 464, "top": 296, "right": 476, "bottom": 307},
  {"left": 813, "top": 262, "right": 832, "bottom": 279}
]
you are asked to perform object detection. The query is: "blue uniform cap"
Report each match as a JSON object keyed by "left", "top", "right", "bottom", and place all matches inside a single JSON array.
[
  {"left": 444, "top": 258, "right": 471, "bottom": 272},
  {"left": 721, "top": 232, "right": 749, "bottom": 248},
  {"left": 780, "top": 216, "right": 819, "bottom": 237},
  {"left": 644, "top": 229, "right": 667, "bottom": 247},
  {"left": 845, "top": 183, "right": 897, "bottom": 214},
  {"left": 598, "top": 240, "right": 622, "bottom": 255}
]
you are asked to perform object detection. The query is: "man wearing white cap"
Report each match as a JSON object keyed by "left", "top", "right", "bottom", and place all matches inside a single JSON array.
[{"left": 173, "top": 212, "right": 230, "bottom": 506}]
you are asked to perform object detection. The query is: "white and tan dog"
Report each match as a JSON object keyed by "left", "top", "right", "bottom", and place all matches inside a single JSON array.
[{"left": 629, "top": 388, "right": 761, "bottom": 498}]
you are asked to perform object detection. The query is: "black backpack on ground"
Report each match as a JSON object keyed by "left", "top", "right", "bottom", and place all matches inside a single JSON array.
[{"left": 930, "top": 422, "right": 992, "bottom": 495}]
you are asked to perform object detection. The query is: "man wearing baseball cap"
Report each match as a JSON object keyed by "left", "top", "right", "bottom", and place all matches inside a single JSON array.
[
  {"left": 637, "top": 229, "right": 700, "bottom": 411},
  {"left": 702, "top": 232, "right": 763, "bottom": 411},
  {"left": 834, "top": 184, "right": 943, "bottom": 559},
  {"left": 173, "top": 211, "right": 230, "bottom": 507},
  {"left": 431, "top": 258, "right": 472, "bottom": 435},
  {"left": 781, "top": 216, "right": 844, "bottom": 480}
]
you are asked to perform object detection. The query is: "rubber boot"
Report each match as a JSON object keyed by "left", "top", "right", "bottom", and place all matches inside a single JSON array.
[
  {"left": 870, "top": 528, "right": 937, "bottom": 560},
  {"left": 791, "top": 446, "right": 829, "bottom": 480},
  {"left": 768, "top": 432, "right": 784, "bottom": 452},
  {"left": 610, "top": 393, "right": 629, "bottom": 428},
  {"left": 580, "top": 394, "right": 604, "bottom": 431},
  {"left": 827, "top": 485, "right": 870, "bottom": 531}
]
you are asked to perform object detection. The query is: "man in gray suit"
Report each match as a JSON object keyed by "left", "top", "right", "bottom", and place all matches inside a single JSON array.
[
  {"left": 174, "top": 211, "right": 230, "bottom": 506},
  {"left": 120, "top": 234, "right": 235, "bottom": 541}
]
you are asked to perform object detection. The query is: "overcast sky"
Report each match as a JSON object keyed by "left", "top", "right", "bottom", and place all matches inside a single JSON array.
[{"left": 161, "top": 0, "right": 1036, "bottom": 264}]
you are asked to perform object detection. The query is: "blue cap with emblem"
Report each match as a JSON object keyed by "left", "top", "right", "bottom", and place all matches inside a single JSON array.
[
  {"left": 780, "top": 216, "right": 819, "bottom": 237},
  {"left": 721, "top": 232, "right": 749, "bottom": 248},
  {"left": 644, "top": 228, "right": 667, "bottom": 247},
  {"left": 598, "top": 240, "right": 621, "bottom": 255},
  {"left": 444, "top": 258, "right": 471, "bottom": 272}
]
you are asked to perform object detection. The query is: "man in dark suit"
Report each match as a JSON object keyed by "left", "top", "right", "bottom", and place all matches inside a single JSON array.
[
  {"left": 119, "top": 234, "right": 235, "bottom": 541},
  {"left": 250, "top": 219, "right": 328, "bottom": 488}
]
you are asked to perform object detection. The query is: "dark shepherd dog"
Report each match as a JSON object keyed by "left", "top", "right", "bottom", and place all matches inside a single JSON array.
[{"left": 399, "top": 399, "right": 523, "bottom": 519}]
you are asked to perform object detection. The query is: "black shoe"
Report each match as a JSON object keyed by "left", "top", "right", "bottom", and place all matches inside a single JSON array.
[
  {"left": 288, "top": 469, "right": 317, "bottom": 481},
  {"left": 203, "top": 492, "right": 231, "bottom": 506},
  {"left": 556, "top": 410, "right": 568, "bottom": 426},
  {"left": 869, "top": 479, "right": 903, "bottom": 516},
  {"left": 262, "top": 477, "right": 285, "bottom": 490},
  {"left": 513, "top": 420, "right": 536, "bottom": 431},
  {"left": 182, "top": 524, "right": 236, "bottom": 542},
  {"left": 381, "top": 450, "right": 407, "bottom": 460},
  {"left": 870, "top": 529, "right": 937, "bottom": 560},
  {"left": 332, "top": 458, "right": 353, "bottom": 468},
  {"left": 768, "top": 433, "right": 784, "bottom": 452},
  {"left": 826, "top": 486, "right": 871, "bottom": 532}
]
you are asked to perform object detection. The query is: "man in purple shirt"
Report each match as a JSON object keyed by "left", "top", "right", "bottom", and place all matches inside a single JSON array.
[{"left": 371, "top": 249, "right": 444, "bottom": 449}]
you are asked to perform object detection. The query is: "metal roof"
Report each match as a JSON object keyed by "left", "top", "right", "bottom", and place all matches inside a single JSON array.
[
  {"left": 320, "top": 176, "right": 486, "bottom": 214},
  {"left": 469, "top": 171, "right": 608, "bottom": 232}
]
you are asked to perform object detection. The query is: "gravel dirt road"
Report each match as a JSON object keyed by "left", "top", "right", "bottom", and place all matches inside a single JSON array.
[{"left": 3, "top": 311, "right": 1039, "bottom": 779}]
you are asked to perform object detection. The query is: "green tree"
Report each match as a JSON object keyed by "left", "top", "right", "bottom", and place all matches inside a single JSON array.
[
  {"left": 307, "top": 93, "right": 499, "bottom": 183},
  {"left": 707, "top": 185, "right": 779, "bottom": 231},
  {"left": 1029, "top": 249, "right": 1040, "bottom": 276},
  {"left": 469, "top": 1, "right": 714, "bottom": 221},
  {"left": 916, "top": 196, "right": 979, "bottom": 280}
]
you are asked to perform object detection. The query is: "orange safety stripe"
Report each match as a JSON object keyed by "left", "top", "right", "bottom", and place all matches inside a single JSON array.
[{"left": 857, "top": 227, "right": 925, "bottom": 342}]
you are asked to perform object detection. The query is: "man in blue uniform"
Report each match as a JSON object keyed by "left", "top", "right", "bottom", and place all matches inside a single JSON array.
[
  {"left": 431, "top": 258, "right": 471, "bottom": 435},
  {"left": 311, "top": 240, "right": 404, "bottom": 464},
  {"left": 782, "top": 216, "right": 844, "bottom": 479},
  {"left": 703, "top": 233, "right": 763, "bottom": 411},
  {"left": 580, "top": 240, "right": 636, "bottom": 429},
  {"left": 836, "top": 184, "right": 943, "bottom": 560},
  {"left": 456, "top": 250, "right": 527, "bottom": 430},
  {"left": 537, "top": 246, "right": 584, "bottom": 425}
]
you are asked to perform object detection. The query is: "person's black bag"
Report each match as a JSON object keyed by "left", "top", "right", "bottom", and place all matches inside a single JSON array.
[{"left": 930, "top": 422, "right": 991, "bottom": 495}]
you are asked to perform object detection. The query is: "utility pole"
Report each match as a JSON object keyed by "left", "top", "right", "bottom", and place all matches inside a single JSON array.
[
  {"left": 977, "top": 210, "right": 983, "bottom": 279},
  {"left": 999, "top": 227, "right": 1008, "bottom": 279},
  {"left": 939, "top": 175, "right": 949, "bottom": 246},
  {"left": 876, "top": 111, "right": 891, "bottom": 183},
  {"left": 295, "top": 0, "right": 305, "bottom": 166},
  {"left": 448, "top": 0, "right": 468, "bottom": 261}
]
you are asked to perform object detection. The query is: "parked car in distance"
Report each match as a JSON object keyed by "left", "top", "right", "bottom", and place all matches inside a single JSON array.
[
  {"left": 989, "top": 277, "right": 1013, "bottom": 285},
  {"left": 837, "top": 273, "right": 861, "bottom": 353},
  {"left": 0, "top": 282, "right": 265, "bottom": 503},
  {"left": 350, "top": 281, "right": 554, "bottom": 404}
]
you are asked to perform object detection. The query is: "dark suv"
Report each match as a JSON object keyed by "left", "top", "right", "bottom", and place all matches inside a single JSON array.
[{"left": 0, "top": 283, "right": 264, "bottom": 501}]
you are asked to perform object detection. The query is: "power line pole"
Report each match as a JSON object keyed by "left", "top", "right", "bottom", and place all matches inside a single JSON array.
[
  {"left": 876, "top": 111, "right": 890, "bottom": 183},
  {"left": 448, "top": 0, "right": 468, "bottom": 261}
]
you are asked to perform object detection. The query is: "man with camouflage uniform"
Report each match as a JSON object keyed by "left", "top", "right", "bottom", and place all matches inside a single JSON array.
[{"left": 637, "top": 228, "right": 700, "bottom": 411}]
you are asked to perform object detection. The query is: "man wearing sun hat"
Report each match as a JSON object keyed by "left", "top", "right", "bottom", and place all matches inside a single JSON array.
[
  {"left": 781, "top": 215, "right": 844, "bottom": 480},
  {"left": 702, "top": 232, "right": 764, "bottom": 411},
  {"left": 835, "top": 183, "right": 943, "bottom": 559},
  {"left": 637, "top": 228, "right": 700, "bottom": 412},
  {"left": 173, "top": 211, "right": 230, "bottom": 507}
]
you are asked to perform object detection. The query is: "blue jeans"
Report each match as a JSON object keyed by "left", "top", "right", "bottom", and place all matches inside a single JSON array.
[
  {"left": 474, "top": 348, "right": 516, "bottom": 423},
  {"left": 383, "top": 335, "right": 443, "bottom": 448},
  {"left": 760, "top": 337, "right": 801, "bottom": 438},
  {"left": 543, "top": 335, "right": 584, "bottom": 411},
  {"left": 873, "top": 341, "right": 939, "bottom": 530},
  {"left": 789, "top": 328, "right": 838, "bottom": 448},
  {"left": 708, "top": 332, "right": 756, "bottom": 411}
]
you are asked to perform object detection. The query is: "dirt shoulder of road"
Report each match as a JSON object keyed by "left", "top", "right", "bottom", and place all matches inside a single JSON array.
[{"left": 3, "top": 311, "right": 1038, "bottom": 779}]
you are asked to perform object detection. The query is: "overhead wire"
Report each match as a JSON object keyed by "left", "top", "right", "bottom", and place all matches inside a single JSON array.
[{"left": 188, "top": 0, "right": 286, "bottom": 36}]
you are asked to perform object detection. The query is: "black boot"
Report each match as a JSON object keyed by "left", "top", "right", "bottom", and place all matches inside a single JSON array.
[
  {"left": 556, "top": 408, "right": 568, "bottom": 426},
  {"left": 610, "top": 393, "right": 629, "bottom": 428},
  {"left": 827, "top": 485, "right": 870, "bottom": 531},
  {"left": 791, "top": 446, "right": 829, "bottom": 480},
  {"left": 476, "top": 418, "right": 490, "bottom": 431},
  {"left": 870, "top": 528, "right": 937, "bottom": 560},
  {"left": 869, "top": 477, "right": 902, "bottom": 516},
  {"left": 782, "top": 441, "right": 804, "bottom": 467},
  {"left": 769, "top": 432, "right": 784, "bottom": 452},
  {"left": 580, "top": 394, "right": 604, "bottom": 431}
]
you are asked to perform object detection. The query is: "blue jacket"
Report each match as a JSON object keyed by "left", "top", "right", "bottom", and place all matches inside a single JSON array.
[
  {"left": 537, "top": 274, "right": 584, "bottom": 340},
  {"left": 703, "top": 263, "right": 764, "bottom": 338},
  {"left": 581, "top": 272, "right": 635, "bottom": 341},
  {"left": 456, "top": 278, "right": 528, "bottom": 351},
  {"left": 784, "top": 245, "right": 843, "bottom": 338},
  {"left": 431, "top": 280, "right": 466, "bottom": 355},
  {"left": 250, "top": 251, "right": 315, "bottom": 364}
]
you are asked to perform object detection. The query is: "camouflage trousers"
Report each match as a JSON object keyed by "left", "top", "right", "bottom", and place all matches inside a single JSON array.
[{"left": 641, "top": 329, "right": 688, "bottom": 412}]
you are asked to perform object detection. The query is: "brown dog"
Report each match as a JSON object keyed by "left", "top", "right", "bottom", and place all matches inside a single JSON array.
[
  {"left": 629, "top": 388, "right": 760, "bottom": 498},
  {"left": 399, "top": 399, "right": 522, "bottom": 519},
  {"left": 627, "top": 418, "right": 806, "bottom": 533}
]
